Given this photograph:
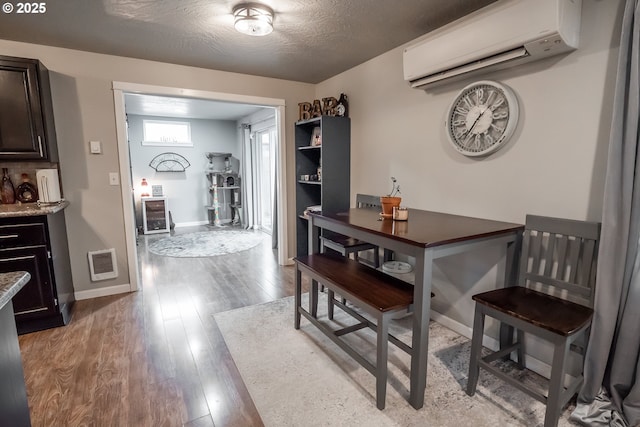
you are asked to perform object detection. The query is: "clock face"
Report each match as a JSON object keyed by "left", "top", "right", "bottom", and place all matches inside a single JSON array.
[{"left": 446, "top": 80, "right": 519, "bottom": 157}]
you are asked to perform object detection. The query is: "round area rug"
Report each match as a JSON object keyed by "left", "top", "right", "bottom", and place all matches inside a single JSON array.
[{"left": 148, "top": 230, "right": 265, "bottom": 258}]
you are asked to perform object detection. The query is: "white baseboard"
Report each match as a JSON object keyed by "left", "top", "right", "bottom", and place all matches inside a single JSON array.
[
  {"left": 74, "top": 284, "right": 132, "bottom": 300},
  {"left": 175, "top": 220, "right": 209, "bottom": 228},
  {"left": 430, "top": 309, "right": 554, "bottom": 380}
]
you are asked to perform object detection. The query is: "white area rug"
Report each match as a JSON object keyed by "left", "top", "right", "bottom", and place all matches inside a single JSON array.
[
  {"left": 215, "top": 295, "right": 578, "bottom": 427},
  {"left": 147, "top": 230, "right": 266, "bottom": 257}
]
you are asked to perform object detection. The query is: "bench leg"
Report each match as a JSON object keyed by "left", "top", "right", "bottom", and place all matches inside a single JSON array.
[
  {"left": 516, "top": 328, "right": 526, "bottom": 369},
  {"left": 376, "top": 312, "right": 390, "bottom": 410},
  {"left": 466, "top": 305, "right": 485, "bottom": 396},
  {"left": 328, "top": 289, "right": 335, "bottom": 319},
  {"left": 310, "top": 279, "right": 319, "bottom": 318},
  {"left": 333, "top": 250, "right": 353, "bottom": 310},
  {"left": 294, "top": 267, "right": 302, "bottom": 329}
]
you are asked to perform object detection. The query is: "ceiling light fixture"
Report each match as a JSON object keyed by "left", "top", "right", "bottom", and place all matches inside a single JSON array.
[{"left": 232, "top": 3, "right": 274, "bottom": 36}]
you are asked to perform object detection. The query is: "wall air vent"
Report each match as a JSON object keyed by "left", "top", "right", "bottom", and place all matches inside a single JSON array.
[{"left": 88, "top": 248, "right": 118, "bottom": 281}]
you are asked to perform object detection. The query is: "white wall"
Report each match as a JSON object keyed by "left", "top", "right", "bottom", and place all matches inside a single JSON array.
[
  {"left": 127, "top": 114, "right": 238, "bottom": 226},
  {"left": 315, "top": 0, "right": 623, "bottom": 371}
]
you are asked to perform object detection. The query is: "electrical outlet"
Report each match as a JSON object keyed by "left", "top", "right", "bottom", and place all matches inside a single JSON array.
[{"left": 109, "top": 173, "right": 119, "bottom": 186}]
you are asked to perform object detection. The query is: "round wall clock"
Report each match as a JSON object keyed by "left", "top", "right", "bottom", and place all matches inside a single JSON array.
[{"left": 445, "top": 80, "right": 519, "bottom": 157}]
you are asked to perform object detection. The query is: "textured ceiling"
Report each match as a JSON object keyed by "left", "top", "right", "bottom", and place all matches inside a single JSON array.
[{"left": 0, "top": 0, "right": 497, "bottom": 83}]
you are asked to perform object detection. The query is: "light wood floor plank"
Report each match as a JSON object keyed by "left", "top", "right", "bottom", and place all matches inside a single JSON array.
[{"left": 19, "top": 226, "right": 292, "bottom": 426}]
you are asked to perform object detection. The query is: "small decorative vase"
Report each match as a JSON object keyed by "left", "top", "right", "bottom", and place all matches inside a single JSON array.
[
  {"left": 16, "top": 173, "right": 37, "bottom": 203},
  {"left": 1, "top": 168, "right": 16, "bottom": 204},
  {"left": 380, "top": 196, "right": 401, "bottom": 218},
  {"left": 140, "top": 178, "right": 150, "bottom": 197}
]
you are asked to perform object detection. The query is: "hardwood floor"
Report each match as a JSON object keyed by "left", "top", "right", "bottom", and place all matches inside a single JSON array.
[{"left": 18, "top": 226, "right": 299, "bottom": 427}]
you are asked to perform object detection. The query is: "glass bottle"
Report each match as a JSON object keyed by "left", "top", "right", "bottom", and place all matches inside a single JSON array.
[
  {"left": 1, "top": 168, "right": 16, "bottom": 204},
  {"left": 336, "top": 93, "right": 349, "bottom": 118}
]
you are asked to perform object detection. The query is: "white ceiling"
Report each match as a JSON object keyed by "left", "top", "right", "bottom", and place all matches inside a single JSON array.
[
  {"left": 124, "top": 93, "right": 266, "bottom": 120},
  {"left": 0, "top": 0, "right": 497, "bottom": 84}
]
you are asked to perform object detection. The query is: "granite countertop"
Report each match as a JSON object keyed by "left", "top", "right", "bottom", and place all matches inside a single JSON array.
[
  {"left": 0, "top": 272, "right": 30, "bottom": 310},
  {"left": 0, "top": 200, "right": 69, "bottom": 218}
]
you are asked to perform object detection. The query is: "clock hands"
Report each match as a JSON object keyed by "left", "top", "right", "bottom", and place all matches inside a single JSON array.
[
  {"left": 469, "top": 106, "right": 489, "bottom": 134},
  {"left": 460, "top": 105, "right": 490, "bottom": 148}
]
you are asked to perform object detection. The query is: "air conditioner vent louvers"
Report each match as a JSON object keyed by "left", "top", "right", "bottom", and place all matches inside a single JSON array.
[{"left": 410, "top": 46, "right": 530, "bottom": 88}]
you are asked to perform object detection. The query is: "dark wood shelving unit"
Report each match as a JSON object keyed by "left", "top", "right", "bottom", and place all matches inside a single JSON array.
[{"left": 295, "top": 116, "right": 350, "bottom": 257}]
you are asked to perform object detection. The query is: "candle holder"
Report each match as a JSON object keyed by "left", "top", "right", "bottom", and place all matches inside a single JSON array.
[{"left": 393, "top": 206, "right": 408, "bottom": 221}]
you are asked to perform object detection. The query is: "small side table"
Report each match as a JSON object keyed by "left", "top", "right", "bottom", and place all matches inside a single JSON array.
[{"left": 141, "top": 197, "right": 170, "bottom": 234}]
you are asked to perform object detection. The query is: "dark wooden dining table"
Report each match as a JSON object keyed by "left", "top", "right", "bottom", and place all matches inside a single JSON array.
[{"left": 307, "top": 207, "right": 524, "bottom": 409}]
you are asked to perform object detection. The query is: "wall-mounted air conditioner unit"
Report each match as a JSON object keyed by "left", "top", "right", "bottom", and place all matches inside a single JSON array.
[{"left": 403, "top": 0, "right": 582, "bottom": 89}]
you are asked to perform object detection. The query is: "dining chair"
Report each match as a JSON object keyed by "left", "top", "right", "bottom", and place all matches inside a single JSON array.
[
  {"left": 320, "top": 193, "right": 381, "bottom": 268},
  {"left": 466, "top": 214, "right": 601, "bottom": 427}
]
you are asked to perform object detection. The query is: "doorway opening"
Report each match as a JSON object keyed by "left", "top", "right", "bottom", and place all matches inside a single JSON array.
[{"left": 112, "top": 82, "right": 288, "bottom": 291}]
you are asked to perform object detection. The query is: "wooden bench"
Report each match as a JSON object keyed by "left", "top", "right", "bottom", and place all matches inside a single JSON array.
[{"left": 294, "top": 253, "right": 414, "bottom": 410}]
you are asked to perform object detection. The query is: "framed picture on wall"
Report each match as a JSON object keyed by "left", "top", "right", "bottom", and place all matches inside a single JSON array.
[{"left": 152, "top": 185, "right": 163, "bottom": 197}]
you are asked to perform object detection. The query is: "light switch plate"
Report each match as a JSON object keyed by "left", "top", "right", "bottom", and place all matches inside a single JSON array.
[{"left": 90, "top": 140, "right": 102, "bottom": 154}]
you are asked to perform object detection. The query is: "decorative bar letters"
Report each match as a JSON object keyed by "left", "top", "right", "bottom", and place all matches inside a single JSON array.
[{"left": 298, "top": 94, "right": 347, "bottom": 121}]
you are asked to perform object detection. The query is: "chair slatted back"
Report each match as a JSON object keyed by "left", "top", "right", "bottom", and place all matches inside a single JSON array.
[
  {"left": 356, "top": 194, "right": 381, "bottom": 209},
  {"left": 519, "top": 215, "right": 601, "bottom": 307}
]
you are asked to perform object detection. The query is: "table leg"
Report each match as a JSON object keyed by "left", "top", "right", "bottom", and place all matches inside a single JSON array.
[
  {"left": 504, "top": 233, "right": 522, "bottom": 288},
  {"left": 500, "top": 234, "right": 522, "bottom": 357},
  {"left": 409, "top": 249, "right": 433, "bottom": 409},
  {"left": 308, "top": 216, "right": 320, "bottom": 317},
  {"left": 295, "top": 268, "right": 302, "bottom": 329}
]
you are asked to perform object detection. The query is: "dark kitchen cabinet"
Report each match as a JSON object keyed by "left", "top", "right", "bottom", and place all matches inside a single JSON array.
[
  {"left": 0, "top": 210, "right": 74, "bottom": 334},
  {"left": 0, "top": 55, "right": 58, "bottom": 162},
  {"left": 2, "top": 246, "right": 55, "bottom": 318}
]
